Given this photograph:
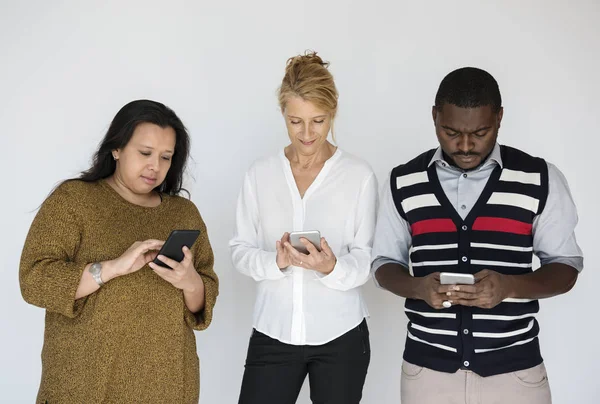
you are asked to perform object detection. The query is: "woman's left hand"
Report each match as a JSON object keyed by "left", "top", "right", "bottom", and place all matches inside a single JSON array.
[
  {"left": 149, "top": 246, "right": 203, "bottom": 292},
  {"left": 284, "top": 237, "right": 337, "bottom": 275}
]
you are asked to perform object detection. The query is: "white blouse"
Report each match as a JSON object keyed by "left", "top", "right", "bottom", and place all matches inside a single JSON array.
[{"left": 229, "top": 148, "right": 378, "bottom": 345}]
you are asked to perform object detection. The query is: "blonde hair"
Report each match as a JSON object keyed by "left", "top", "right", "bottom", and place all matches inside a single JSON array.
[{"left": 278, "top": 51, "right": 339, "bottom": 139}]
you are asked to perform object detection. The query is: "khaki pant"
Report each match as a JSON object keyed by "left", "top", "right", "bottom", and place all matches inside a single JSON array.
[{"left": 401, "top": 360, "right": 551, "bottom": 404}]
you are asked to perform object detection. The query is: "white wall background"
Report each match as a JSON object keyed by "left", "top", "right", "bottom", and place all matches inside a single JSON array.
[{"left": 1, "top": 1, "right": 598, "bottom": 403}]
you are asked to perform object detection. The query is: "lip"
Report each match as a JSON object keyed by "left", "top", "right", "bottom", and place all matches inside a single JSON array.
[
  {"left": 455, "top": 155, "right": 477, "bottom": 164},
  {"left": 299, "top": 139, "right": 316, "bottom": 146},
  {"left": 141, "top": 176, "right": 157, "bottom": 185}
]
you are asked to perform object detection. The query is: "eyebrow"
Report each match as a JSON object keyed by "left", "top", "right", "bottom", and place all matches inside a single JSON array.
[
  {"left": 441, "top": 125, "right": 492, "bottom": 134},
  {"left": 288, "top": 115, "right": 328, "bottom": 120},
  {"left": 139, "top": 145, "right": 174, "bottom": 153}
]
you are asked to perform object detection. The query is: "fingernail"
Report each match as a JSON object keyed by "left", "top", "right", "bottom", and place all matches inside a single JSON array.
[
  {"left": 454, "top": 286, "right": 460, "bottom": 291},
  {"left": 446, "top": 292, "right": 452, "bottom": 296}
]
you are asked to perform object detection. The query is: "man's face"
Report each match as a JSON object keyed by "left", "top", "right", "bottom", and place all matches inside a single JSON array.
[{"left": 432, "top": 104, "right": 503, "bottom": 170}]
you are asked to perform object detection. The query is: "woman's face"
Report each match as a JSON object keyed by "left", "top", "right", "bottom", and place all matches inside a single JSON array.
[
  {"left": 283, "top": 96, "right": 332, "bottom": 156},
  {"left": 112, "top": 122, "right": 176, "bottom": 194}
]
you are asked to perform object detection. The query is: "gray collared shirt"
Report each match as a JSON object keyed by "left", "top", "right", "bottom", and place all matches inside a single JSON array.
[{"left": 371, "top": 143, "right": 584, "bottom": 281}]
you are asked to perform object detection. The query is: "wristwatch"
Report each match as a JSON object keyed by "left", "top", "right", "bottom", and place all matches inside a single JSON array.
[{"left": 89, "top": 262, "right": 105, "bottom": 287}]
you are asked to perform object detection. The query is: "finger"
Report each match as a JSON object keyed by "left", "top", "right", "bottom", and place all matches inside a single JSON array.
[
  {"left": 181, "top": 246, "right": 193, "bottom": 266},
  {"left": 301, "top": 238, "right": 320, "bottom": 255},
  {"left": 281, "top": 232, "right": 290, "bottom": 244},
  {"left": 144, "top": 251, "right": 159, "bottom": 262},
  {"left": 436, "top": 285, "right": 457, "bottom": 294},
  {"left": 447, "top": 284, "right": 478, "bottom": 294},
  {"left": 138, "top": 239, "right": 164, "bottom": 254},
  {"left": 445, "top": 291, "right": 479, "bottom": 300},
  {"left": 149, "top": 263, "right": 173, "bottom": 279},
  {"left": 439, "top": 300, "right": 454, "bottom": 309},
  {"left": 155, "top": 254, "right": 180, "bottom": 270},
  {"left": 436, "top": 283, "right": 476, "bottom": 294},
  {"left": 143, "top": 239, "right": 165, "bottom": 247},
  {"left": 321, "top": 238, "right": 333, "bottom": 255},
  {"left": 283, "top": 242, "right": 306, "bottom": 261},
  {"left": 433, "top": 299, "right": 452, "bottom": 310},
  {"left": 276, "top": 240, "right": 283, "bottom": 253},
  {"left": 450, "top": 298, "right": 479, "bottom": 307},
  {"left": 432, "top": 272, "right": 441, "bottom": 281}
]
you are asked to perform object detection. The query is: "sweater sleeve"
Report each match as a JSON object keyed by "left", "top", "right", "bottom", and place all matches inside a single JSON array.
[
  {"left": 19, "top": 183, "right": 88, "bottom": 318},
  {"left": 183, "top": 204, "right": 219, "bottom": 331}
]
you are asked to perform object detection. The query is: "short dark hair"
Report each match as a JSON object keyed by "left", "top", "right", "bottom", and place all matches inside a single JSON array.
[{"left": 434, "top": 67, "right": 502, "bottom": 113}]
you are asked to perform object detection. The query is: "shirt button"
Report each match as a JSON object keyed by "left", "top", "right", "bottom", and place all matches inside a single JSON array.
[
  {"left": 463, "top": 173, "right": 468, "bottom": 178},
  {"left": 462, "top": 256, "right": 468, "bottom": 262},
  {"left": 464, "top": 361, "right": 470, "bottom": 367},
  {"left": 462, "top": 225, "right": 468, "bottom": 231},
  {"left": 461, "top": 204, "right": 467, "bottom": 210},
  {"left": 463, "top": 329, "right": 469, "bottom": 335}
]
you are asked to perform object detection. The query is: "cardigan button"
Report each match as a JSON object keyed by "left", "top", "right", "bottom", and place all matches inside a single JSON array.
[
  {"left": 462, "top": 225, "right": 468, "bottom": 231},
  {"left": 464, "top": 361, "right": 470, "bottom": 367}
]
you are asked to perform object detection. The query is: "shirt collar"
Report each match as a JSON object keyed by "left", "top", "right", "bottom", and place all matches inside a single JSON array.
[{"left": 428, "top": 143, "right": 503, "bottom": 171}]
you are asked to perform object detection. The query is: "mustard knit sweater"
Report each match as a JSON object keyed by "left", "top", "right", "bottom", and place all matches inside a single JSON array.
[{"left": 19, "top": 179, "right": 219, "bottom": 403}]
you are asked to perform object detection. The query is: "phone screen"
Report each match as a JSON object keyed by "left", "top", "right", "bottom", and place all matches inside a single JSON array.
[{"left": 152, "top": 230, "right": 200, "bottom": 269}]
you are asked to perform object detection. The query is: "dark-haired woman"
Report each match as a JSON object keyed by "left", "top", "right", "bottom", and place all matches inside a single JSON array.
[{"left": 19, "top": 99, "right": 219, "bottom": 403}]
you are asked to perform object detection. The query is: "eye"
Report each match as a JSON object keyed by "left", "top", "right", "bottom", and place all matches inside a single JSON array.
[
  {"left": 162, "top": 156, "right": 172, "bottom": 161},
  {"left": 446, "top": 131, "right": 459, "bottom": 137},
  {"left": 473, "top": 131, "right": 487, "bottom": 138},
  {"left": 140, "top": 151, "right": 151, "bottom": 156},
  {"left": 314, "top": 119, "right": 325, "bottom": 124},
  {"left": 290, "top": 120, "right": 301, "bottom": 125}
]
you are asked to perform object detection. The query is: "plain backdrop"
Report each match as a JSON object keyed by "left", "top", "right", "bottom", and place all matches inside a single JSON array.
[{"left": 1, "top": 1, "right": 598, "bottom": 403}]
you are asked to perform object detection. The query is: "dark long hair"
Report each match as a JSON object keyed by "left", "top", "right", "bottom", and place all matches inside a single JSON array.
[{"left": 77, "top": 99, "right": 190, "bottom": 195}]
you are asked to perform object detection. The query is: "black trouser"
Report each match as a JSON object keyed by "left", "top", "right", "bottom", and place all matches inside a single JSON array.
[{"left": 238, "top": 319, "right": 370, "bottom": 404}]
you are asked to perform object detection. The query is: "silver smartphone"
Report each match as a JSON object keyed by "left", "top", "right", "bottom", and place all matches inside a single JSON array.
[
  {"left": 440, "top": 272, "right": 475, "bottom": 285},
  {"left": 289, "top": 230, "right": 321, "bottom": 254}
]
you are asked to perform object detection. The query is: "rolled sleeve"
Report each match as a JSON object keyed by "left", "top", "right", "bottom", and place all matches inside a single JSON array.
[
  {"left": 371, "top": 173, "right": 412, "bottom": 287},
  {"left": 533, "top": 162, "right": 584, "bottom": 272}
]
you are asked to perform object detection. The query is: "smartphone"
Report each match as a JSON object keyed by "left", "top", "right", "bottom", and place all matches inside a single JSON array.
[
  {"left": 289, "top": 230, "right": 321, "bottom": 254},
  {"left": 152, "top": 230, "right": 200, "bottom": 269},
  {"left": 440, "top": 272, "right": 475, "bottom": 285}
]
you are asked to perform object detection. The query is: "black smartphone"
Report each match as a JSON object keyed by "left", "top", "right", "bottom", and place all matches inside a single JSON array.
[{"left": 152, "top": 230, "right": 200, "bottom": 269}]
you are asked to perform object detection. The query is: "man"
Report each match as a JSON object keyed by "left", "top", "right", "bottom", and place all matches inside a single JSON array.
[{"left": 372, "top": 67, "right": 583, "bottom": 403}]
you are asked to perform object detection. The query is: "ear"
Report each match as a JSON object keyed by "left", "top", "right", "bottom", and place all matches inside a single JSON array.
[
  {"left": 497, "top": 107, "right": 504, "bottom": 129},
  {"left": 112, "top": 150, "right": 120, "bottom": 160},
  {"left": 432, "top": 106, "right": 438, "bottom": 125}
]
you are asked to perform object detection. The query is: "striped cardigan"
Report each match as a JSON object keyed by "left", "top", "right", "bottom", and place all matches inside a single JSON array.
[{"left": 391, "top": 145, "right": 549, "bottom": 376}]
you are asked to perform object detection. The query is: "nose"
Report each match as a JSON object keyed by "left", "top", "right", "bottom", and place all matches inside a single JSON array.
[
  {"left": 457, "top": 134, "right": 474, "bottom": 154},
  {"left": 148, "top": 154, "right": 160, "bottom": 171},
  {"left": 301, "top": 123, "right": 311, "bottom": 139}
]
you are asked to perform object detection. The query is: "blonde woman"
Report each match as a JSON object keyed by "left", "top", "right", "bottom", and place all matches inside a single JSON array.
[{"left": 230, "top": 52, "right": 378, "bottom": 404}]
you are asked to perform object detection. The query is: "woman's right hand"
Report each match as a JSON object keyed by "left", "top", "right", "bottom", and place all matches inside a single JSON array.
[
  {"left": 276, "top": 232, "right": 292, "bottom": 270},
  {"left": 105, "top": 239, "right": 164, "bottom": 280}
]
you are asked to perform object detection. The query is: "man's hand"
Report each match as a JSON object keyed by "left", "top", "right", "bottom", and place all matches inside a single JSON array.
[
  {"left": 415, "top": 272, "right": 462, "bottom": 309},
  {"left": 446, "top": 269, "right": 513, "bottom": 309}
]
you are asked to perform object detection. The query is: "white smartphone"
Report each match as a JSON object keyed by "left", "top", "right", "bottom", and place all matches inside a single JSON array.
[
  {"left": 289, "top": 230, "right": 321, "bottom": 254},
  {"left": 440, "top": 272, "right": 475, "bottom": 285}
]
